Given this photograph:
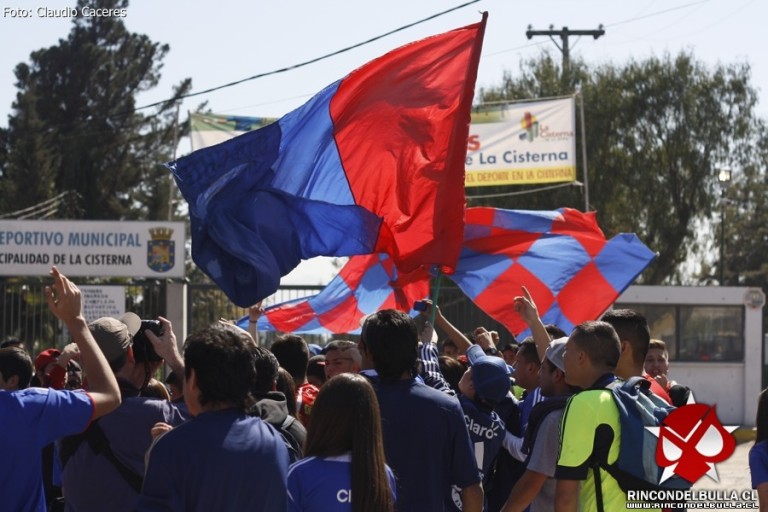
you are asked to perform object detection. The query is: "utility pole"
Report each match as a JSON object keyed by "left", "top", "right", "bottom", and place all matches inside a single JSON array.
[{"left": 525, "top": 25, "right": 605, "bottom": 87}]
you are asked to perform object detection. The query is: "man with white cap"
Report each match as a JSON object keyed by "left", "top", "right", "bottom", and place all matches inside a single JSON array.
[
  {"left": 59, "top": 313, "right": 185, "bottom": 512},
  {"left": 501, "top": 337, "right": 576, "bottom": 512}
]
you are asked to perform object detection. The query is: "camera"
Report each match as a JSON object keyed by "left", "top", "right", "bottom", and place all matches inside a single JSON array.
[
  {"left": 132, "top": 320, "right": 164, "bottom": 363},
  {"left": 413, "top": 300, "right": 428, "bottom": 312}
]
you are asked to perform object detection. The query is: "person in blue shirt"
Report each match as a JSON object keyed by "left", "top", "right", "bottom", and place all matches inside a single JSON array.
[
  {"left": 358, "top": 309, "right": 483, "bottom": 512},
  {"left": 136, "top": 323, "right": 289, "bottom": 512},
  {"left": 287, "top": 372, "right": 395, "bottom": 512},
  {"left": 750, "top": 387, "right": 768, "bottom": 510},
  {"left": 0, "top": 267, "right": 122, "bottom": 512}
]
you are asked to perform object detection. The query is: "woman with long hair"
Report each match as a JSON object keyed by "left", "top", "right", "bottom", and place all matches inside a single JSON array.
[
  {"left": 287, "top": 373, "right": 395, "bottom": 512},
  {"left": 750, "top": 387, "right": 768, "bottom": 511}
]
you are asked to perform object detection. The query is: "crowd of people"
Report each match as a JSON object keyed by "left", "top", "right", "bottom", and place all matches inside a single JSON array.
[{"left": 4, "top": 266, "right": 759, "bottom": 512}]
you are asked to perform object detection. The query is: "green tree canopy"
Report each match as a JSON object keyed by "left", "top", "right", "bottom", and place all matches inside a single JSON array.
[
  {"left": 478, "top": 51, "right": 766, "bottom": 284},
  {"left": 1, "top": 0, "right": 190, "bottom": 220}
]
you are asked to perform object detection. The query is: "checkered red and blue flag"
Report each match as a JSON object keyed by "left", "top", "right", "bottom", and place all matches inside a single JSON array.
[
  {"left": 244, "top": 207, "right": 655, "bottom": 336},
  {"left": 241, "top": 253, "right": 429, "bottom": 335},
  {"left": 167, "top": 15, "right": 487, "bottom": 308},
  {"left": 455, "top": 207, "right": 656, "bottom": 337}
]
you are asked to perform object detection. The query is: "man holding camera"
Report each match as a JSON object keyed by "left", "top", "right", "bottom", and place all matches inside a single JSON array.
[{"left": 59, "top": 314, "right": 185, "bottom": 512}]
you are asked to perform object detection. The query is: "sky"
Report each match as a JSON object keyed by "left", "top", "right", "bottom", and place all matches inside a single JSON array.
[{"left": 0, "top": 0, "right": 765, "bottom": 289}]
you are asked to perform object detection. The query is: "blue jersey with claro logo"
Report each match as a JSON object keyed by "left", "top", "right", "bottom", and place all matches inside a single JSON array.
[{"left": 448, "top": 395, "right": 505, "bottom": 511}]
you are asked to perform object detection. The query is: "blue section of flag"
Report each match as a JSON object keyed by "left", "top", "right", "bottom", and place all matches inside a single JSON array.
[
  {"left": 517, "top": 235, "right": 590, "bottom": 294},
  {"left": 169, "top": 84, "right": 381, "bottom": 307}
]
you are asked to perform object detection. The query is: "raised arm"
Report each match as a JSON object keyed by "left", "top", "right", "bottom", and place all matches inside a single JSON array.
[
  {"left": 247, "top": 302, "right": 264, "bottom": 346},
  {"left": 146, "top": 316, "right": 185, "bottom": 378},
  {"left": 513, "top": 286, "right": 550, "bottom": 360},
  {"left": 423, "top": 300, "right": 473, "bottom": 353},
  {"left": 45, "top": 267, "right": 120, "bottom": 419}
]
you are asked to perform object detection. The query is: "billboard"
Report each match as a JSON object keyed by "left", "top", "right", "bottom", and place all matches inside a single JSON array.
[
  {"left": 465, "top": 97, "right": 577, "bottom": 187},
  {"left": 190, "top": 113, "right": 276, "bottom": 151},
  {"left": 0, "top": 220, "right": 186, "bottom": 278}
]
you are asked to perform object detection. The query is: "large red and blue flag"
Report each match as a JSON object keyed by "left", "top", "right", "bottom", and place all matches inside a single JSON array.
[
  {"left": 453, "top": 207, "right": 656, "bottom": 337},
  {"left": 247, "top": 207, "right": 655, "bottom": 336},
  {"left": 168, "top": 15, "right": 487, "bottom": 307}
]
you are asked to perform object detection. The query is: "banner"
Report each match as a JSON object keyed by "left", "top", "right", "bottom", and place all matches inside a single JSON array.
[
  {"left": 465, "top": 97, "right": 577, "bottom": 187},
  {"left": 0, "top": 220, "right": 186, "bottom": 278},
  {"left": 190, "top": 113, "right": 276, "bottom": 151}
]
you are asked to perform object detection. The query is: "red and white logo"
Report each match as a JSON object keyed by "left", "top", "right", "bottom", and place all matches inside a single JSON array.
[{"left": 647, "top": 394, "right": 738, "bottom": 484}]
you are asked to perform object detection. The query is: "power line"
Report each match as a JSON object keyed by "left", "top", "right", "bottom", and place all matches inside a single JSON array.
[
  {"left": 133, "top": 0, "right": 483, "bottom": 113},
  {"left": 487, "top": 1, "right": 709, "bottom": 58},
  {"left": 605, "top": 0, "right": 710, "bottom": 28},
  {"left": 525, "top": 25, "right": 605, "bottom": 86},
  {"left": 0, "top": 190, "right": 80, "bottom": 220}
]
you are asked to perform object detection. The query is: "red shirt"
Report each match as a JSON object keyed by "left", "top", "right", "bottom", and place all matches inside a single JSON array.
[
  {"left": 296, "top": 382, "right": 319, "bottom": 427},
  {"left": 643, "top": 373, "right": 672, "bottom": 404}
]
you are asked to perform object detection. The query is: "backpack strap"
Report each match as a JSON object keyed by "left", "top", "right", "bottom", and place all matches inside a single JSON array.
[
  {"left": 593, "top": 466, "right": 605, "bottom": 512},
  {"left": 84, "top": 421, "right": 144, "bottom": 493},
  {"left": 278, "top": 414, "right": 305, "bottom": 463},
  {"left": 590, "top": 422, "right": 615, "bottom": 512},
  {"left": 521, "top": 395, "right": 569, "bottom": 457}
]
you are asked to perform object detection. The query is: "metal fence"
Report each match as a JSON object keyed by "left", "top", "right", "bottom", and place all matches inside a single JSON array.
[
  {"left": 188, "top": 284, "right": 327, "bottom": 346},
  {"left": 2, "top": 278, "right": 519, "bottom": 356},
  {"left": 0, "top": 278, "right": 164, "bottom": 354}
]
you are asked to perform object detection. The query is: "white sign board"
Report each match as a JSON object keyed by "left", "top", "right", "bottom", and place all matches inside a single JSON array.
[
  {"left": 0, "top": 220, "right": 185, "bottom": 278},
  {"left": 80, "top": 285, "right": 125, "bottom": 324}
]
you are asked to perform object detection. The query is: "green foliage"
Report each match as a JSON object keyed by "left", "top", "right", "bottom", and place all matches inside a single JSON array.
[
  {"left": 720, "top": 123, "right": 768, "bottom": 287},
  {"left": 1, "top": 0, "right": 191, "bottom": 220},
  {"left": 479, "top": 51, "right": 766, "bottom": 284}
]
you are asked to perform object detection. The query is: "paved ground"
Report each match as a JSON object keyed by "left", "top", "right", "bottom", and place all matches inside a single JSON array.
[
  {"left": 693, "top": 439, "right": 751, "bottom": 489},
  {"left": 689, "top": 437, "right": 759, "bottom": 509}
]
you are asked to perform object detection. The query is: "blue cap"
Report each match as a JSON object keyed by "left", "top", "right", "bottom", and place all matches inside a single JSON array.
[
  {"left": 466, "top": 345, "right": 512, "bottom": 404},
  {"left": 307, "top": 343, "right": 323, "bottom": 356}
]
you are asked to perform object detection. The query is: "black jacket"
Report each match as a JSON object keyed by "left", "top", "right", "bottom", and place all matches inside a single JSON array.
[{"left": 251, "top": 391, "right": 306, "bottom": 462}]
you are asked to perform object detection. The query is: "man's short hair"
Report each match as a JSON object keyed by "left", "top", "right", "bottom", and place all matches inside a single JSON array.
[
  {"left": 307, "top": 355, "right": 327, "bottom": 385},
  {"left": 0, "top": 347, "right": 33, "bottom": 389},
  {"left": 501, "top": 343, "right": 518, "bottom": 353},
  {"left": 183, "top": 323, "right": 257, "bottom": 410},
  {"left": 442, "top": 339, "right": 458, "bottom": 349},
  {"left": 252, "top": 346, "right": 280, "bottom": 393},
  {"left": 361, "top": 309, "right": 419, "bottom": 380},
  {"left": 544, "top": 324, "right": 567, "bottom": 340},
  {"left": 648, "top": 339, "right": 668, "bottom": 357},
  {"left": 570, "top": 321, "right": 621, "bottom": 369},
  {"left": 0, "top": 337, "right": 24, "bottom": 350},
  {"left": 601, "top": 309, "right": 651, "bottom": 364},
  {"left": 517, "top": 339, "right": 541, "bottom": 366},
  {"left": 324, "top": 340, "right": 362, "bottom": 366},
  {"left": 438, "top": 355, "right": 465, "bottom": 392},
  {"left": 270, "top": 334, "right": 310, "bottom": 384}
]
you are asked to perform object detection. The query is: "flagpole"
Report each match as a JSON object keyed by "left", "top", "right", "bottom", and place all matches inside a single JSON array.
[
  {"left": 168, "top": 104, "right": 180, "bottom": 221},
  {"left": 577, "top": 89, "right": 590, "bottom": 212},
  {"left": 429, "top": 271, "right": 443, "bottom": 326}
]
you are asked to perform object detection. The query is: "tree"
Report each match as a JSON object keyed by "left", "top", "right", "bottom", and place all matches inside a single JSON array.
[
  {"left": 1, "top": 0, "right": 190, "bottom": 220},
  {"left": 479, "top": 51, "right": 765, "bottom": 284},
  {"left": 719, "top": 120, "right": 768, "bottom": 288}
]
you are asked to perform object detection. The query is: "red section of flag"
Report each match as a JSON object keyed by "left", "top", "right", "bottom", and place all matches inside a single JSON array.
[
  {"left": 317, "top": 294, "right": 364, "bottom": 334},
  {"left": 556, "top": 261, "right": 617, "bottom": 326},
  {"left": 473, "top": 262, "right": 556, "bottom": 335},
  {"left": 331, "top": 13, "right": 488, "bottom": 275},
  {"left": 264, "top": 300, "right": 317, "bottom": 333}
]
